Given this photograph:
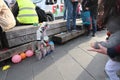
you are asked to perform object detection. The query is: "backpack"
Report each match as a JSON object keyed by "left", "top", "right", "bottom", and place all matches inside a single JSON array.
[
  {"left": 35, "top": 6, "right": 47, "bottom": 22},
  {"left": 81, "top": 10, "right": 91, "bottom": 25}
]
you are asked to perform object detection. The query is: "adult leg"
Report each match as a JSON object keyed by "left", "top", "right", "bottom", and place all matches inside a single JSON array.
[
  {"left": 72, "top": 2, "right": 78, "bottom": 30},
  {"left": 91, "top": 15, "right": 97, "bottom": 36},
  {"left": 66, "top": 0, "right": 73, "bottom": 32},
  {"left": 63, "top": 0, "right": 67, "bottom": 20},
  {"left": 105, "top": 59, "right": 120, "bottom": 80}
]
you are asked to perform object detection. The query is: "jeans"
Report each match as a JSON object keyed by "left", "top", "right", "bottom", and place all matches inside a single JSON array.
[
  {"left": 66, "top": 0, "right": 73, "bottom": 31},
  {"left": 72, "top": 2, "right": 78, "bottom": 30},
  {"left": 63, "top": 0, "right": 67, "bottom": 20},
  {"left": 91, "top": 15, "right": 97, "bottom": 35}
]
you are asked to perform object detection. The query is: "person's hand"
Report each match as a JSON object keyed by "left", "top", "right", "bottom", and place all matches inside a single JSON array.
[
  {"left": 88, "top": 44, "right": 107, "bottom": 55},
  {"left": 90, "top": 42, "right": 95, "bottom": 48},
  {"left": 85, "top": 7, "right": 89, "bottom": 10}
]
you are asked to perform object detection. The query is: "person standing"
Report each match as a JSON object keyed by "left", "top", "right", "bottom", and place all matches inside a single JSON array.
[
  {"left": 82, "top": 0, "right": 91, "bottom": 36},
  {"left": 87, "top": 0, "right": 98, "bottom": 36},
  {"left": 65, "top": 0, "right": 81, "bottom": 32},
  {"left": 63, "top": 0, "right": 67, "bottom": 20},
  {"left": 81, "top": 8, "right": 91, "bottom": 36},
  {"left": 71, "top": 0, "right": 81, "bottom": 31},
  {"left": 89, "top": 0, "right": 120, "bottom": 80},
  {"left": 65, "top": 0, "right": 73, "bottom": 32}
]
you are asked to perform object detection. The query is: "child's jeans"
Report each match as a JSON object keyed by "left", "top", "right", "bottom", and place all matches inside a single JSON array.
[{"left": 105, "top": 59, "right": 120, "bottom": 80}]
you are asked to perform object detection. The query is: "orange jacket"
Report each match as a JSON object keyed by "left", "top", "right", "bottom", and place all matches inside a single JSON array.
[{"left": 0, "top": 0, "right": 16, "bottom": 31}]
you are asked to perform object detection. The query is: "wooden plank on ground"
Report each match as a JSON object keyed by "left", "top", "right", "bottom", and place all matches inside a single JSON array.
[{"left": 52, "top": 29, "right": 85, "bottom": 44}]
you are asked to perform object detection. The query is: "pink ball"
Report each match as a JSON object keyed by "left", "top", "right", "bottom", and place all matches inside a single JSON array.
[
  {"left": 25, "top": 50, "right": 34, "bottom": 57},
  {"left": 11, "top": 55, "right": 22, "bottom": 63}
]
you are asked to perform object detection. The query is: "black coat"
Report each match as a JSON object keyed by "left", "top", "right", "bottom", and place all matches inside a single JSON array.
[
  {"left": 82, "top": 0, "right": 98, "bottom": 19},
  {"left": 88, "top": 0, "right": 98, "bottom": 19}
]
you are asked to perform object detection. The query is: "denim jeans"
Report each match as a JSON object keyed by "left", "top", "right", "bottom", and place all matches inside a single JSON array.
[
  {"left": 91, "top": 15, "right": 97, "bottom": 35},
  {"left": 72, "top": 2, "right": 78, "bottom": 30},
  {"left": 63, "top": 0, "right": 67, "bottom": 20},
  {"left": 65, "top": 0, "right": 73, "bottom": 31},
  {"left": 65, "top": 1, "right": 78, "bottom": 31}
]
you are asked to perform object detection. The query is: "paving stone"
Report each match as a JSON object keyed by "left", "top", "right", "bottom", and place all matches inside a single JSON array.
[
  {"left": 5, "top": 57, "right": 35, "bottom": 80},
  {"left": 53, "top": 54, "right": 95, "bottom": 80},
  {"left": 0, "top": 70, "right": 8, "bottom": 80},
  {"left": 33, "top": 55, "right": 64, "bottom": 80}
]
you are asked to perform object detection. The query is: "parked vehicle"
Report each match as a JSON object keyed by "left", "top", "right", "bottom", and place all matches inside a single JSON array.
[{"left": 32, "top": 0, "right": 64, "bottom": 21}]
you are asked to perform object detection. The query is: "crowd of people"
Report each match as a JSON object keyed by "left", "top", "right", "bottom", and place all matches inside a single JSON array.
[{"left": 63, "top": 0, "right": 120, "bottom": 80}]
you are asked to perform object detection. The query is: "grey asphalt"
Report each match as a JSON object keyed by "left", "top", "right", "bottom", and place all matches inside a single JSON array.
[{"left": 0, "top": 30, "right": 109, "bottom": 80}]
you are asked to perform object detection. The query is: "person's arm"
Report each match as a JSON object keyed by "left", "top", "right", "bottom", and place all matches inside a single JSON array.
[
  {"left": 89, "top": 44, "right": 120, "bottom": 58},
  {"left": 11, "top": 2, "right": 19, "bottom": 17},
  {"left": 89, "top": 44, "right": 107, "bottom": 55},
  {"left": 93, "top": 31, "right": 120, "bottom": 49}
]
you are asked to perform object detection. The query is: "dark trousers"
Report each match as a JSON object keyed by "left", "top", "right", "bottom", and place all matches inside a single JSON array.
[
  {"left": 83, "top": 24, "right": 90, "bottom": 35},
  {"left": 0, "top": 27, "right": 8, "bottom": 49}
]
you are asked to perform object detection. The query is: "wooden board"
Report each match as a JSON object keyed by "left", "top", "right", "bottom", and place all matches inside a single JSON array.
[
  {"left": 52, "top": 29, "right": 85, "bottom": 44},
  {"left": 0, "top": 19, "right": 83, "bottom": 62},
  {"left": 0, "top": 41, "right": 37, "bottom": 62},
  {"left": 4, "top": 20, "right": 67, "bottom": 48}
]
